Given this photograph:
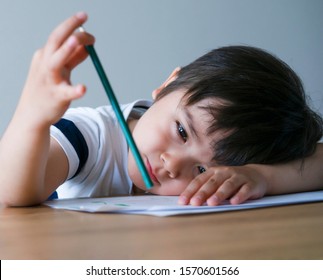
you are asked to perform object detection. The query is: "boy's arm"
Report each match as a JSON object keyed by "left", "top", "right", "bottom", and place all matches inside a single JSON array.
[
  {"left": 0, "top": 13, "right": 94, "bottom": 206},
  {"left": 179, "top": 143, "right": 323, "bottom": 206},
  {"left": 0, "top": 121, "right": 68, "bottom": 206},
  {"left": 264, "top": 142, "right": 323, "bottom": 195}
]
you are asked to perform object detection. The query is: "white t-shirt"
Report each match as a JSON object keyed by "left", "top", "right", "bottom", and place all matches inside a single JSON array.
[{"left": 50, "top": 100, "right": 152, "bottom": 199}]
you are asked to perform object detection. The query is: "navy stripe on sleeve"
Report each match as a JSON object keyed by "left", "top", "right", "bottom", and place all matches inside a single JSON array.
[{"left": 53, "top": 118, "right": 89, "bottom": 178}]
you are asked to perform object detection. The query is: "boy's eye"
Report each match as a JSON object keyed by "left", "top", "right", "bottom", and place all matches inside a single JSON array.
[
  {"left": 197, "top": 166, "right": 206, "bottom": 174},
  {"left": 176, "top": 121, "right": 188, "bottom": 142}
]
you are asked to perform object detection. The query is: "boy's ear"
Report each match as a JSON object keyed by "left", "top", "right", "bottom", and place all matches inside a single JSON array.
[{"left": 152, "top": 67, "right": 181, "bottom": 100}]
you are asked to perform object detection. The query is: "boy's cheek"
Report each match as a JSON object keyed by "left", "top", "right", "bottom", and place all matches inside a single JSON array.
[{"left": 127, "top": 154, "right": 142, "bottom": 186}]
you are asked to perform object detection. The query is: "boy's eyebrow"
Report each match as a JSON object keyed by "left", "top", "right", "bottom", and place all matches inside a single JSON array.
[{"left": 183, "top": 108, "right": 199, "bottom": 139}]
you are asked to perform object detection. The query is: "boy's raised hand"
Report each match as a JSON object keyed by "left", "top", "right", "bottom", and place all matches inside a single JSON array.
[
  {"left": 17, "top": 12, "right": 95, "bottom": 127},
  {"left": 178, "top": 165, "right": 268, "bottom": 206},
  {"left": 0, "top": 13, "right": 95, "bottom": 206}
]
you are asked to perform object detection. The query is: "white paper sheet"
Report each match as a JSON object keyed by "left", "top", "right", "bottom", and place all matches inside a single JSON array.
[{"left": 43, "top": 190, "right": 323, "bottom": 217}]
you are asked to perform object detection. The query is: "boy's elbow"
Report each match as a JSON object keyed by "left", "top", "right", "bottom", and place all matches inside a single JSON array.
[{"left": 0, "top": 192, "right": 44, "bottom": 207}]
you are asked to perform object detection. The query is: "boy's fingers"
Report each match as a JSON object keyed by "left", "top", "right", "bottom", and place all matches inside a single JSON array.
[
  {"left": 66, "top": 31, "right": 95, "bottom": 69},
  {"left": 50, "top": 32, "right": 95, "bottom": 72},
  {"left": 65, "top": 44, "right": 89, "bottom": 70},
  {"left": 230, "top": 183, "right": 264, "bottom": 205},
  {"left": 192, "top": 175, "right": 243, "bottom": 206},
  {"left": 188, "top": 177, "right": 223, "bottom": 206},
  {"left": 56, "top": 83, "right": 86, "bottom": 102},
  {"left": 178, "top": 172, "right": 211, "bottom": 205},
  {"left": 45, "top": 12, "right": 88, "bottom": 54},
  {"left": 178, "top": 170, "right": 228, "bottom": 205},
  {"left": 206, "top": 178, "right": 243, "bottom": 206},
  {"left": 229, "top": 186, "right": 249, "bottom": 205}
]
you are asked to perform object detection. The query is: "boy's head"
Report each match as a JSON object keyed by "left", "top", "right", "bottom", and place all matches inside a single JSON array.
[
  {"left": 128, "top": 45, "right": 323, "bottom": 193},
  {"left": 155, "top": 45, "right": 323, "bottom": 165}
]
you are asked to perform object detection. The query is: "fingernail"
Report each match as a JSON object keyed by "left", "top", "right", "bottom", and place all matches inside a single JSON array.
[
  {"left": 230, "top": 197, "right": 239, "bottom": 205},
  {"left": 76, "top": 11, "right": 87, "bottom": 20},
  {"left": 207, "top": 195, "right": 220, "bottom": 206},
  {"left": 191, "top": 195, "right": 203, "bottom": 206},
  {"left": 178, "top": 196, "right": 188, "bottom": 205},
  {"left": 75, "top": 84, "right": 86, "bottom": 96}
]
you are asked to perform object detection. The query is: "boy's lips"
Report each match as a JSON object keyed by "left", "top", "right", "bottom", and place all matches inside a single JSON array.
[{"left": 146, "top": 159, "right": 159, "bottom": 184}]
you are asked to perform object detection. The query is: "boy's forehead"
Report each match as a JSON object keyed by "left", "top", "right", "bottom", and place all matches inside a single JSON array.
[
  {"left": 179, "top": 98, "right": 226, "bottom": 166},
  {"left": 179, "top": 96, "right": 215, "bottom": 122},
  {"left": 181, "top": 104, "right": 217, "bottom": 162},
  {"left": 181, "top": 103, "right": 211, "bottom": 139},
  {"left": 179, "top": 93, "right": 218, "bottom": 109}
]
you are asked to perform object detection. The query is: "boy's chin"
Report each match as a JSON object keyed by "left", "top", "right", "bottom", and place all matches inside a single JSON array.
[
  {"left": 132, "top": 184, "right": 147, "bottom": 194},
  {"left": 132, "top": 182, "right": 159, "bottom": 195},
  {"left": 130, "top": 176, "right": 149, "bottom": 193}
]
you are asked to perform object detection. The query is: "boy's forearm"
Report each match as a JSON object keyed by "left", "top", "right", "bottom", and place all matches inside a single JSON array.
[
  {"left": 0, "top": 114, "right": 51, "bottom": 206},
  {"left": 261, "top": 143, "right": 323, "bottom": 195}
]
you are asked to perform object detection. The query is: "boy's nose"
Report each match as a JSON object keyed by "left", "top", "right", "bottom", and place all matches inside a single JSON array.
[{"left": 160, "top": 152, "right": 182, "bottom": 179}]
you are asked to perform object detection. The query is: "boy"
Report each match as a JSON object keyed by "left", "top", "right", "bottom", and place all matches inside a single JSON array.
[{"left": 0, "top": 13, "right": 322, "bottom": 207}]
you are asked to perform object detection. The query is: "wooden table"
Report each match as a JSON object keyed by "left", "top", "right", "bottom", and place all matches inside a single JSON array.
[{"left": 1, "top": 202, "right": 322, "bottom": 259}]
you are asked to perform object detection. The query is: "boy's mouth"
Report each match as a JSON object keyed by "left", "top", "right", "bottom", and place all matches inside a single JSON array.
[{"left": 146, "top": 159, "right": 160, "bottom": 184}]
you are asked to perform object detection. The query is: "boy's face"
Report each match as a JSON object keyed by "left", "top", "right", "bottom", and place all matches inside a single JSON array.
[{"left": 128, "top": 90, "right": 217, "bottom": 195}]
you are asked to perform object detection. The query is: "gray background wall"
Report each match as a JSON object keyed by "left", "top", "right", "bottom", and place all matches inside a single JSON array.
[{"left": 1, "top": 0, "right": 322, "bottom": 136}]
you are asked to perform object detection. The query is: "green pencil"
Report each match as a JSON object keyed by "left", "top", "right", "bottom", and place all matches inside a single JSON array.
[{"left": 79, "top": 27, "right": 153, "bottom": 189}]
